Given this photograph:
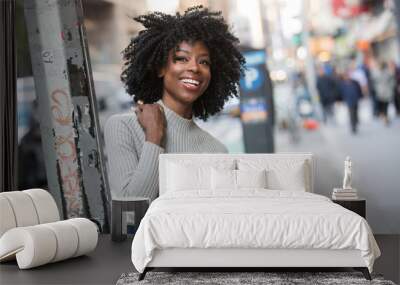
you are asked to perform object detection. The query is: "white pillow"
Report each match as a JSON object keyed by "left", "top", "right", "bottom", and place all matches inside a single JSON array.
[
  {"left": 236, "top": 169, "right": 267, "bottom": 189},
  {"left": 238, "top": 159, "right": 307, "bottom": 191},
  {"left": 167, "top": 163, "right": 211, "bottom": 191},
  {"left": 268, "top": 166, "right": 305, "bottom": 191},
  {"left": 211, "top": 168, "right": 268, "bottom": 191},
  {"left": 211, "top": 168, "right": 236, "bottom": 190},
  {"left": 166, "top": 159, "right": 236, "bottom": 192}
]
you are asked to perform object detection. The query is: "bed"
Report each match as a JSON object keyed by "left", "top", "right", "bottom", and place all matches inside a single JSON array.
[{"left": 131, "top": 153, "right": 380, "bottom": 280}]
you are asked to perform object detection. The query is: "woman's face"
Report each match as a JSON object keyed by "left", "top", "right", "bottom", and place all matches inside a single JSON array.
[{"left": 159, "top": 41, "right": 211, "bottom": 106}]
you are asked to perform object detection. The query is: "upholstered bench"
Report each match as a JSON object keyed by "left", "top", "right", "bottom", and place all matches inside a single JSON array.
[{"left": 0, "top": 189, "right": 98, "bottom": 269}]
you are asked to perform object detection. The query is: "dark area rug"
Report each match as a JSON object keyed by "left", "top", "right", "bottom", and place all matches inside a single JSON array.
[{"left": 116, "top": 271, "right": 396, "bottom": 285}]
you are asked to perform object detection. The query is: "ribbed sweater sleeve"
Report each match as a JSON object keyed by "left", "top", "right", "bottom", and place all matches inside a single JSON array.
[{"left": 104, "top": 115, "right": 164, "bottom": 200}]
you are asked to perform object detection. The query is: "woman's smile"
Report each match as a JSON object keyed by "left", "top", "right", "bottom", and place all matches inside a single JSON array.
[{"left": 180, "top": 77, "right": 202, "bottom": 91}]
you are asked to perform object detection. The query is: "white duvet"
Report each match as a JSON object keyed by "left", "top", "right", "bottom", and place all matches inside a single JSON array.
[{"left": 131, "top": 190, "right": 380, "bottom": 273}]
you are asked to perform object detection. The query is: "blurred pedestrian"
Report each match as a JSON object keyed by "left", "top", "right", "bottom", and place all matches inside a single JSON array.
[
  {"left": 339, "top": 72, "right": 363, "bottom": 134},
  {"left": 392, "top": 62, "right": 400, "bottom": 116},
  {"left": 316, "top": 65, "right": 338, "bottom": 124},
  {"left": 349, "top": 60, "right": 369, "bottom": 97},
  {"left": 18, "top": 100, "right": 47, "bottom": 189},
  {"left": 294, "top": 72, "right": 314, "bottom": 119},
  {"left": 361, "top": 56, "right": 378, "bottom": 117},
  {"left": 331, "top": 67, "right": 344, "bottom": 102},
  {"left": 371, "top": 61, "right": 395, "bottom": 126}
]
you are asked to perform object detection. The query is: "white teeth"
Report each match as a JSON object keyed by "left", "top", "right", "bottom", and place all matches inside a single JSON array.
[{"left": 181, "top": 78, "right": 199, "bottom": 86}]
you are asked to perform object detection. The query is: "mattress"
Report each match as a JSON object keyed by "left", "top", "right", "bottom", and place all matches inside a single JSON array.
[{"left": 131, "top": 190, "right": 380, "bottom": 273}]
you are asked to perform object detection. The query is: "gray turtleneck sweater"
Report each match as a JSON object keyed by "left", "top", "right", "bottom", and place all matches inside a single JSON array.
[{"left": 104, "top": 100, "right": 228, "bottom": 200}]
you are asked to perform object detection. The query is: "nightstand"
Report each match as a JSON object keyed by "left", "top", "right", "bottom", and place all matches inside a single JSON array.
[
  {"left": 111, "top": 198, "right": 149, "bottom": 242},
  {"left": 332, "top": 198, "right": 366, "bottom": 218}
]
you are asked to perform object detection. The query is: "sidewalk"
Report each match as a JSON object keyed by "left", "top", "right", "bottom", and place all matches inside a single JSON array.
[{"left": 275, "top": 100, "right": 400, "bottom": 234}]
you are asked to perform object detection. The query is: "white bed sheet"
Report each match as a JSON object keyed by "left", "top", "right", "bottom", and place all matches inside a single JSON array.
[{"left": 131, "top": 190, "right": 380, "bottom": 273}]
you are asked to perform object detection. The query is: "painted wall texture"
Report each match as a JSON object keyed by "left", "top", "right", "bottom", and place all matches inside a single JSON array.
[{"left": 24, "top": 0, "right": 110, "bottom": 231}]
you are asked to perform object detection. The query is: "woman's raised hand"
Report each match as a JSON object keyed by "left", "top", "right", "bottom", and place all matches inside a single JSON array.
[{"left": 134, "top": 100, "right": 166, "bottom": 147}]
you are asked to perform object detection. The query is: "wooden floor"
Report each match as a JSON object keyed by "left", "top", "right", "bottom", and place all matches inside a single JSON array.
[
  {"left": 373, "top": 235, "right": 400, "bottom": 284},
  {"left": 0, "top": 235, "right": 133, "bottom": 285},
  {"left": 0, "top": 234, "right": 398, "bottom": 284}
]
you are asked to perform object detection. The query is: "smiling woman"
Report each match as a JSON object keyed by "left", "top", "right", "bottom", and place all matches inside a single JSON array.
[{"left": 104, "top": 6, "right": 245, "bottom": 201}]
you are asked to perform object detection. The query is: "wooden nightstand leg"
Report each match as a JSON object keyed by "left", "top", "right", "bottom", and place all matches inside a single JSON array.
[
  {"left": 135, "top": 201, "right": 149, "bottom": 228},
  {"left": 354, "top": 267, "right": 371, "bottom": 280}
]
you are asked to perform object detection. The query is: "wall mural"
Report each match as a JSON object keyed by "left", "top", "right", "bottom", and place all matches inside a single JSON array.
[{"left": 24, "top": 0, "right": 110, "bottom": 231}]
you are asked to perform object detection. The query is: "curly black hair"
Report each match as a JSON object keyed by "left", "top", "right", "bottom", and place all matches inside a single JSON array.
[{"left": 121, "top": 6, "right": 245, "bottom": 120}]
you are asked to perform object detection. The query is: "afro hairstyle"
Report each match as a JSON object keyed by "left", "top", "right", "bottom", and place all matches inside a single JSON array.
[{"left": 121, "top": 5, "right": 245, "bottom": 121}]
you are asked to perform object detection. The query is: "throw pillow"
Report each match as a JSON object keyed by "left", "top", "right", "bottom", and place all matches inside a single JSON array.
[
  {"left": 236, "top": 169, "right": 267, "bottom": 189},
  {"left": 211, "top": 168, "right": 236, "bottom": 190}
]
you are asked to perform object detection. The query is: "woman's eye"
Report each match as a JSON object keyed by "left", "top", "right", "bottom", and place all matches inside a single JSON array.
[
  {"left": 200, "top": 60, "right": 211, "bottom": 66},
  {"left": 174, "top": 56, "right": 188, "bottom": 62}
]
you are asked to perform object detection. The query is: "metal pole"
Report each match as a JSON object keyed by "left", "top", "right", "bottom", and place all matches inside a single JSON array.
[
  {"left": 0, "top": 0, "right": 18, "bottom": 193},
  {"left": 24, "top": 0, "right": 110, "bottom": 231}
]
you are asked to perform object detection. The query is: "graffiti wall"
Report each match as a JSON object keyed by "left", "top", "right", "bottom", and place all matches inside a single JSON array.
[{"left": 24, "top": 0, "right": 110, "bottom": 231}]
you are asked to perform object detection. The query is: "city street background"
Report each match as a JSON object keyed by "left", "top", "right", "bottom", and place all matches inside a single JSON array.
[
  {"left": 199, "top": 99, "right": 400, "bottom": 233},
  {"left": 15, "top": 0, "right": 400, "bottom": 234}
]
